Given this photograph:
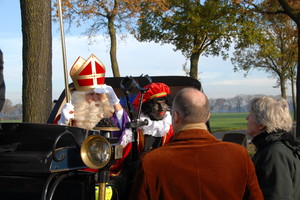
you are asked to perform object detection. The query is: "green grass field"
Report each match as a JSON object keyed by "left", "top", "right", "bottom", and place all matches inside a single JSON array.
[
  {"left": 1, "top": 112, "right": 249, "bottom": 133},
  {"left": 209, "top": 112, "right": 256, "bottom": 156},
  {"left": 2, "top": 113, "right": 255, "bottom": 154},
  {"left": 209, "top": 112, "right": 248, "bottom": 133}
]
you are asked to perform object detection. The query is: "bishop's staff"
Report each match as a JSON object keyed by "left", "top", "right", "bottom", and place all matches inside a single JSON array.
[{"left": 57, "top": 0, "right": 70, "bottom": 103}]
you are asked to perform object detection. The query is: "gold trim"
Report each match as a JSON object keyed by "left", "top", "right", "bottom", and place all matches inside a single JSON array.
[
  {"left": 93, "top": 126, "right": 120, "bottom": 131},
  {"left": 148, "top": 92, "right": 167, "bottom": 101},
  {"left": 70, "top": 54, "right": 106, "bottom": 91},
  {"left": 80, "top": 135, "right": 111, "bottom": 169},
  {"left": 76, "top": 73, "right": 105, "bottom": 79}
]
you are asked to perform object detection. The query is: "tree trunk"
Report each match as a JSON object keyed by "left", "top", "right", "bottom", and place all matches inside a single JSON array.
[
  {"left": 108, "top": 15, "right": 120, "bottom": 77},
  {"left": 291, "top": 77, "right": 296, "bottom": 120},
  {"left": 296, "top": 27, "right": 300, "bottom": 137},
  {"left": 0, "top": 49, "right": 5, "bottom": 111},
  {"left": 20, "top": 0, "right": 52, "bottom": 123},
  {"left": 189, "top": 52, "right": 200, "bottom": 80},
  {"left": 279, "top": 76, "right": 287, "bottom": 99}
]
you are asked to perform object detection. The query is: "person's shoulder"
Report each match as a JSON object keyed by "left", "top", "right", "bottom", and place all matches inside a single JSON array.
[
  {"left": 261, "top": 140, "right": 289, "bottom": 154},
  {"left": 220, "top": 141, "right": 248, "bottom": 151},
  {"left": 257, "top": 141, "right": 296, "bottom": 162},
  {"left": 217, "top": 141, "right": 250, "bottom": 157},
  {"left": 140, "top": 145, "right": 169, "bottom": 161}
]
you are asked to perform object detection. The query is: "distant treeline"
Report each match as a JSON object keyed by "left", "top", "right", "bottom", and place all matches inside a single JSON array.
[
  {"left": 209, "top": 94, "right": 294, "bottom": 113},
  {"left": 0, "top": 94, "right": 294, "bottom": 121},
  {"left": 0, "top": 99, "right": 22, "bottom": 121}
]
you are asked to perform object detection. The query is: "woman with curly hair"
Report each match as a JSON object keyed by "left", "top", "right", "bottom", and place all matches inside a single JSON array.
[{"left": 246, "top": 96, "right": 300, "bottom": 200}]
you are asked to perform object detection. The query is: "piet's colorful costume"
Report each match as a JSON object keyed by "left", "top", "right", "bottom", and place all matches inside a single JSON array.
[
  {"left": 132, "top": 82, "right": 174, "bottom": 154},
  {"left": 108, "top": 82, "right": 174, "bottom": 199},
  {"left": 55, "top": 54, "right": 132, "bottom": 175}
]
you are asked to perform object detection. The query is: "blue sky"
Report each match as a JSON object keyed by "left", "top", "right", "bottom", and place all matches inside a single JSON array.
[{"left": 0, "top": 0, "right": 289, "bottom": 105}]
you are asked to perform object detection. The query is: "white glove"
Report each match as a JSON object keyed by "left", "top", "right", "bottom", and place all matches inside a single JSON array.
[
  {"left": 58, "top": 103, "right": 74, "bottom": 125},
  {"left": 94, "top": 84, "right": 120, "bottom": 106}
]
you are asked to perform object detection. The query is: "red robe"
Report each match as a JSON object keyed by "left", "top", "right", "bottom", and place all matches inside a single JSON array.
[{"left": 137, "top": 125, "right": 174, "bottom": 154}]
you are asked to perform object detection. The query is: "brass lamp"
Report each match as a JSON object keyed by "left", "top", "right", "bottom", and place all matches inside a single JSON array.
[{"left": 80, "top": 133, "right": 122, "bottom": 200}]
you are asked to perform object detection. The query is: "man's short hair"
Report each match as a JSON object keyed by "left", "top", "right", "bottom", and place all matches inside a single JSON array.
[{"left": 173, "top": 88, "right": 210, "bottom": 123}]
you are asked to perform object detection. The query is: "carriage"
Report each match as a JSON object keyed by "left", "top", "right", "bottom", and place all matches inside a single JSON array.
[{"left": 0, "top": 75, "right": 205, "bottom": 200}]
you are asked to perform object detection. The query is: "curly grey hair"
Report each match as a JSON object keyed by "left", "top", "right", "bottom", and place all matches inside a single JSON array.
[{"left": 249, "top": 96, "right": 293, "bottom": 133}]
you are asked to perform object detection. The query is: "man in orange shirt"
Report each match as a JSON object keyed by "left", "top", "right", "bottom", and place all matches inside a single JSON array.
[{"left": 130, "top": 88, "right": 263, "bottom": 200}]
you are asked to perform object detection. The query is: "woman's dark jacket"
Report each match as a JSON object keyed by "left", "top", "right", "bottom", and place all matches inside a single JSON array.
[{"left": 252, "top": 131, "right": 300, "bottom": 200}]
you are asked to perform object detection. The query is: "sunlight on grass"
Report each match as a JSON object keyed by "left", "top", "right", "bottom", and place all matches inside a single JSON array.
[
  {"left": 208, "top": 112, "right": 257, "bottom": 156},
  {"left": 209, "top": 112, "right": 248, "bottom": 133}
]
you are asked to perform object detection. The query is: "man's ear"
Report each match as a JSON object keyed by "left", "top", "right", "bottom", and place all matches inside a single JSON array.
[
  {"left": 173, "top": 111, "right": 179, "bottom": 125},
  {"left": 206, "top": 113, "right": 210, "bottom": 122}
]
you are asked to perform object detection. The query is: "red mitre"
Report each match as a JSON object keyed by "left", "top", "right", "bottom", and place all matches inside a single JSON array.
[
  {"left": 132, "top": 82, "right": 171, "bottom": 110},
  {"left": 70, "top": 54, "right": 106, "bottom": 91}
]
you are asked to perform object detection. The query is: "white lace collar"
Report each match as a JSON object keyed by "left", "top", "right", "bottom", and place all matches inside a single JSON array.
[{"left": 139, "top": 111, "right": 172, "bottom": 137}]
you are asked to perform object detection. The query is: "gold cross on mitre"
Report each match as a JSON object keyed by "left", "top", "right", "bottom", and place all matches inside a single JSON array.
[{"left": 70, "top": 54, "right": 106, "bottom": 91}]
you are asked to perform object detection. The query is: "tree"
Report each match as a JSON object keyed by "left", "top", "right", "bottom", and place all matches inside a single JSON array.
[
  {"left": 20, "top": 0, "right": 52, "bottom": 123},
  {"left": 135, "top": 0, "right": 241, "bottom": 79},
  {"left": 56, "top": 0, "right": 168, "bottom": 77},
  {"left": 275, "top": 0, "right": 300, "bottom": 136},
  {"left": 1, "top": 99, "right": 13, "bottom": 118},
  {"left": 232, "top": 95, "right": 244, "bottom": 113},
  {"left": 287, "top": 62, "right": 297, "bottom": 119},
  {"left": 0, "top": 49, "right": 5, "bottom": 112},
  {"left": 238, "top": 0, "right": 300, "bottom": 137},
  {"left": 215, "top": 98, "right": 227, "bottom": 112},
  {"left": 232, "top": 13, "right": 297, "bottom": 100}
]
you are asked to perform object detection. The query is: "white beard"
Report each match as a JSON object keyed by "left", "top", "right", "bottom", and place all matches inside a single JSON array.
[{"left": 71, "top": 90, "right": 114, "bottom": 130}]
